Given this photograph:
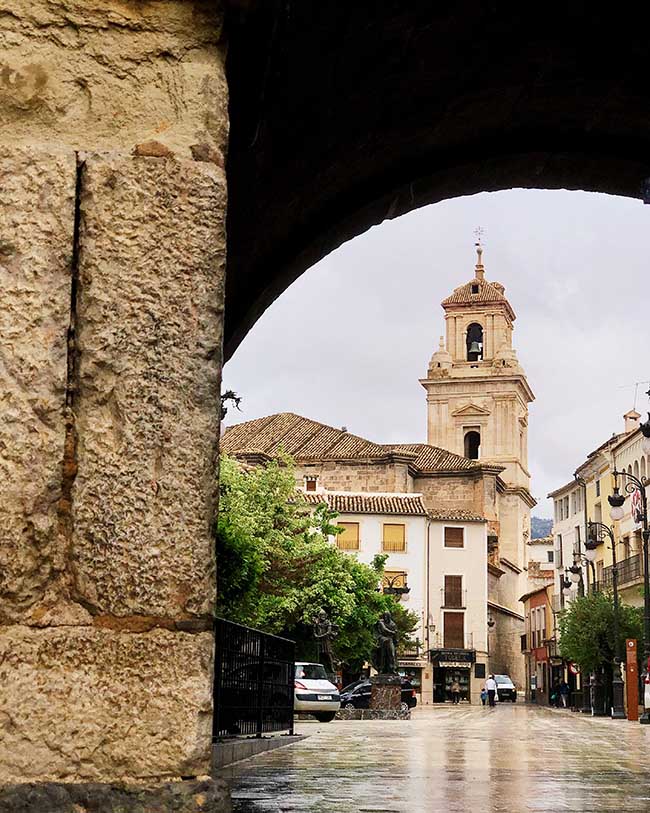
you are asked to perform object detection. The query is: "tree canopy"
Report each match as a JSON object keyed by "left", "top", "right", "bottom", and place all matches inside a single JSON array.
[
  {"left": 558, "top": 591, "right": 643, "bottom": 673},
  {"left": 215, "top": 454, "right": 418, "bottom": 673}
]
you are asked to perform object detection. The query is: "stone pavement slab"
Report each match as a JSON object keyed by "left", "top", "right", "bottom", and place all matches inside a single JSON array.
[{"left": 223, "top": 704, "right": 650, "bottom": 812}]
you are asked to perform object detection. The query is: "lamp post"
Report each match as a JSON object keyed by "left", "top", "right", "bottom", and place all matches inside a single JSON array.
[
  {"left": 609, "top": 458, "right": 650, "bottom": 724},
  {"left": 587, "top": 520, "right": 625, "bottom": 719},
  {"left": 572, "top": 547, "right": 597, "bottom": 712},
  {"left": 561, "top": 570, "right": 574, "bottom": 605},
  {"left": 574, "top": 473, "right": 589, "bottom": 597}
]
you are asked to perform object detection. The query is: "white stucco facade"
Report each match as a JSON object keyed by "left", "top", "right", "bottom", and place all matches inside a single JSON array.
[{"left": 312, "top": 490, "right": 489, "bottom": 704}]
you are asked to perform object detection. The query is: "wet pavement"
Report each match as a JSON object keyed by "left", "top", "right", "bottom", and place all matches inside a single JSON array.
[{"left": 222, "top": 704, "right": 650, "bottom": 812}]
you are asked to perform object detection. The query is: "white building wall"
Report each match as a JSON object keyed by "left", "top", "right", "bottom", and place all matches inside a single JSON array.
[
  {"left": 327, "top": 511, "right": 489, "bottom": 703},
  {"left": 328, "top": 512, "right": 428, "bottom": 646},
  {"left": 427, "top": 521, "right": 488, "bottom": 655},
  {"left": 611, "top": 432, "right": 650, "bottom": 606},
  {"left": 550, "top": 484, "right": 586, "bottom": 600}
]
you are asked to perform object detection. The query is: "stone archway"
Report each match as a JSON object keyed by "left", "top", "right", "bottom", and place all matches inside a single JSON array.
[
  {"left": 3, "top": 0, "right": 650, "bottom": 803},
  {"left": 224, "top": 1, "right": 650, "bottom": 358}
]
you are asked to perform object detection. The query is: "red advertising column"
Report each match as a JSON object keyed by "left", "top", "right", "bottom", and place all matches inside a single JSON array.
[{"left": 626, "top": 639, "right": 639, "bottom": 721}]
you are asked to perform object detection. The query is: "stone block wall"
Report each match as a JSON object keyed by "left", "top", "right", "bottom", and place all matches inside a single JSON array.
[
  {"left": 414, "top": 474, "right": 484, "bottom": 513},
  {"left": 295, "top": 460, "right": 416, "bottom": 494},
  {"left": 0, "top": 0, "right": 227, "bottom": 787}
]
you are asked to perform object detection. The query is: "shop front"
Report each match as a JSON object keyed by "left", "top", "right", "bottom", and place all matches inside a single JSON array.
[
  {"left": 430, "top": 648, "right": 477, "bottom": 703},
  {"left": 398, "top": 657, "right": 428, "bottom": 701}
]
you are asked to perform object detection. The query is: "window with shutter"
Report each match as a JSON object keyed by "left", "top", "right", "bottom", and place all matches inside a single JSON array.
[
  {"left": 382, "top": 523, "right": 406, "bottom": 552},
  {"left": 337, "top": 522, "right": 360, "bottom": 550},
  {"left": 443, "top": 612, "right": 465, "bottom": 648},
  {"left": 444, "top": 527, "right": 464, "bottom": 548},
  {"left": 444, "top": 575, "right": 463, "bottom": 607}
]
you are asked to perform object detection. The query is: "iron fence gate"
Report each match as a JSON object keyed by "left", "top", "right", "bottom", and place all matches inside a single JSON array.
[{"left": 213, "top": 618, "right": 295, "bottom": 739}]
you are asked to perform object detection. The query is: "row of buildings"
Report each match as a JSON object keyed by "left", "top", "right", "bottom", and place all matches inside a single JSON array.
[
  {"left": 224, "top": 245, "right": 543, "bottom": 704},
  {"left": 522, "top": 408, "right": 650, "bottom": 705}
]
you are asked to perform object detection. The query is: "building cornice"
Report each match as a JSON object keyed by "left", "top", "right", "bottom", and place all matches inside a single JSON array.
[
  {"left": 420, "top": 373, "right": 535, "bottom": 403},
  {"left": 499, "top": 557, "right": 523, "bottom": 574},
  {"left": 500, "top": 485, "right": 537, "bottom": 508},
  {"left": 487, "top": 601, "right": 525, "bottom": 622}
]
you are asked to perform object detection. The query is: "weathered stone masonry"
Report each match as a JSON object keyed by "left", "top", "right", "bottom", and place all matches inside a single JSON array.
[{"left": 0, "top": 0, "right": 227, "bottom": 791}]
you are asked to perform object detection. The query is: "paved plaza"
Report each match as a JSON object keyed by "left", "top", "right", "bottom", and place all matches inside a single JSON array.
[{"left": 223, "top": 705, "right": 650, "bottom": 812}]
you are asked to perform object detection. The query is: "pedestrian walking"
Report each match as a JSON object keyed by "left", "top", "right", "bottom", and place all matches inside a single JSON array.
[
  {"left": 551, "top": 679, "right": 561, "bottom": 707},
  {"left": 559, "top": 680, "right": 570, "bottom": 708},
  {"left": 480, "top": 686, "right": 488, "bottom": 706},
  {"left": 451, "top": 678, "right": 461, "bottom": 704},
  {"left": 485, "top": 674, "right": 497, "bottom": 707}
]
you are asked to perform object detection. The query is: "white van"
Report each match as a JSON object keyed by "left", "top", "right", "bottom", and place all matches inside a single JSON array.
[{"left": 294, "top": 662, "right": 341, "bottom": 722}]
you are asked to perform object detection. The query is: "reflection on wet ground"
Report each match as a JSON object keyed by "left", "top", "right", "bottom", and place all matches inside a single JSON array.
[{"left": 221, "top": 704, "right": 650, "bottom": 812}]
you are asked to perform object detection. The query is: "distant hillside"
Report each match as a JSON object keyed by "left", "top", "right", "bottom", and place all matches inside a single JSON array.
[{"left": 531, "top": 516, "right": 553, "bottom": 539}]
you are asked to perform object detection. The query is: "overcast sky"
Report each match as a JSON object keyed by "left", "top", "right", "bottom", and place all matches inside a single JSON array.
[{"left": 223, "top": 189, "right": 650, "bottom": 517}]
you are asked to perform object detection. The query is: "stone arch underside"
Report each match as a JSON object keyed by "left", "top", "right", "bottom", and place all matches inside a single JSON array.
[{"left": 224, "top": 1, "right": 650, "bottom": 359}]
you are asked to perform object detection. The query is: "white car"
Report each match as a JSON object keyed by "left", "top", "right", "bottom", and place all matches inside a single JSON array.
[{"left": 294, "top": 662, "right": 341, "bottom": 722}]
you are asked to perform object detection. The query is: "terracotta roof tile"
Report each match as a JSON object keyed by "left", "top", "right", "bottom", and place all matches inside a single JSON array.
[
  {"left": 386, "top": 443, "right": 476, "bottom": 472},
  {"left": 301, "top": 492, "right": 485, "bottom": 521},
  {"left": 441, "top": 277, "right": 515, "bottom": 320},
  {"left": 302, "top": 491, "right": 427, "bottom": 516},
  {"left": 222, "top": 413, "right": 475, "bottom": 473},
  {"left": 427, "top": 508, "right": 485, "bottom": 522}
]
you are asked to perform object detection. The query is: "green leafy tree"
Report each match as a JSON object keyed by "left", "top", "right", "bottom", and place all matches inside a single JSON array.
[
  {"left": 558, "top": 591, "right": 643, "bottom": 673},
  {"left": 215, "top": 454, "right": 418, "bottom": 672}
]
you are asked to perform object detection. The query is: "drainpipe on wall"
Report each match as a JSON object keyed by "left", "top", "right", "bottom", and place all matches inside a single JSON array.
[{"left": 425, "top": 518, "right": 431, "bottom": 652}]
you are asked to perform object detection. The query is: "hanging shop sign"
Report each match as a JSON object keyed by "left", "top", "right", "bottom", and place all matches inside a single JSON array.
[{"left": 632, "top": 488, "right": 644, "bottom": 525}]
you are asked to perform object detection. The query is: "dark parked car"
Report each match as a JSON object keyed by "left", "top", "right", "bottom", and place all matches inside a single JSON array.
[
  {"left": 340, "top": 678, "right": 417, "bottom": 711},
  {"left": 494, "top": 674, "right": 517, "bottom": 702}
]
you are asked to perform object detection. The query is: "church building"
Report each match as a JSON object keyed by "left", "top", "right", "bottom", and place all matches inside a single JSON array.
[
  {"left": 421, "top": 243, "right": 536, "bottom": 686},
  {"left": 222, "top": 244, "right": 535, "bottom": 697}
]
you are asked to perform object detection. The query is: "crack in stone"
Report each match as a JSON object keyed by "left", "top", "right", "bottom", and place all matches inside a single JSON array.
[{"left": 56, "top": 152, "right": 83, "bottom": 607}]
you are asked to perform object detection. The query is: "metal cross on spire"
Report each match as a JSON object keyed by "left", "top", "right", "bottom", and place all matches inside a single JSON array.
[{"left": 473, "top": 227, "right": 485, "bottom": 278}]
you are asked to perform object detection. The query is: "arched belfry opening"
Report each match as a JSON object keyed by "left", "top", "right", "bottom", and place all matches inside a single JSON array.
[
  {"left": 464, "top": 430, "right": 481, "bottom": 460},
  {"left": 466, "top": 323, "right": 484, "bottom": 361}
]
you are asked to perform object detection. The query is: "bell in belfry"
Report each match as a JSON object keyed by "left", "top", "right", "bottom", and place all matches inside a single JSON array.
[{"left": 468, "top": 341, "right": 482, "bottom": 355}]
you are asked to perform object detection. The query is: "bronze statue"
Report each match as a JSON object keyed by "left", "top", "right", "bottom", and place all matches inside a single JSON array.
[
  {"left": 313, "top": 609, "right": 339, "bottom": 674},
  {"left": 372, "top": 611, "right": 399, "bottom": 675}
]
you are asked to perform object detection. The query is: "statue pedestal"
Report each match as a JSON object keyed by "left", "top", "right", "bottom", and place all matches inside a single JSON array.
[{"left": 370, "top": 674, "right": 402, "bottom": 710}]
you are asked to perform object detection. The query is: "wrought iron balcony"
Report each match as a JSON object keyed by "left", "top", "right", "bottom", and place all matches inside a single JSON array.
[
  {"left": 440, "top": 587, "right": 466, "bottom": 608},
  {"left": 431, "top": 632, "right": 474, "bottom": 650},
  {"left": 600, "top": 553, "right": 642, "bottom": 590}
]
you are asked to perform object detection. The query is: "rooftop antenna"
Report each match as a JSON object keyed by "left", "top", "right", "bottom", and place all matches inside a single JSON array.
[{"left": 618, "top": 380, "right": 650, "bottom": 411}]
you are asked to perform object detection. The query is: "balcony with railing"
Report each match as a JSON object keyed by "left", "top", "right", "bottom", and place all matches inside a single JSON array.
[
  {"left": 398, "top": 639, "right": 422, "bottom": 660},
  {"left": 601, "top": 553, "right": 642, "bottom": 590},
  {"left": 440, "top": 587, "right": 467, "bottom": 608},
  {"left": 430, "top": 632, "right": 474, "bottom": 650}
]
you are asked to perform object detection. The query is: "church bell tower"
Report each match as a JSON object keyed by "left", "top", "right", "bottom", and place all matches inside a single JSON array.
[
  {"left": 420, "top": 242, "right": 534, "bottom": 490},
  {"left": 420, "top": 243, "right": 536, "bottom": 566}
]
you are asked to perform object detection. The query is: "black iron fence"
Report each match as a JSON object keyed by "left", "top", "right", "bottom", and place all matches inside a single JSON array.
[{"left": 213, "top": 618, "right": 295, "bottom": 739}]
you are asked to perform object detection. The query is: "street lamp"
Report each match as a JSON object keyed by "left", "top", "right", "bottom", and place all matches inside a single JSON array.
[
  {"left": 568, "top": 563, "right": 582, "bottom": 584},
  {"left": 610, "top": 465, "right": 650, "bottom": 724},
  {"left": 588, "top": 520, "right": 625, "bottom": 719},
  {"left": 561, "top": 573, "right": 572, "bottom": 597}
]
